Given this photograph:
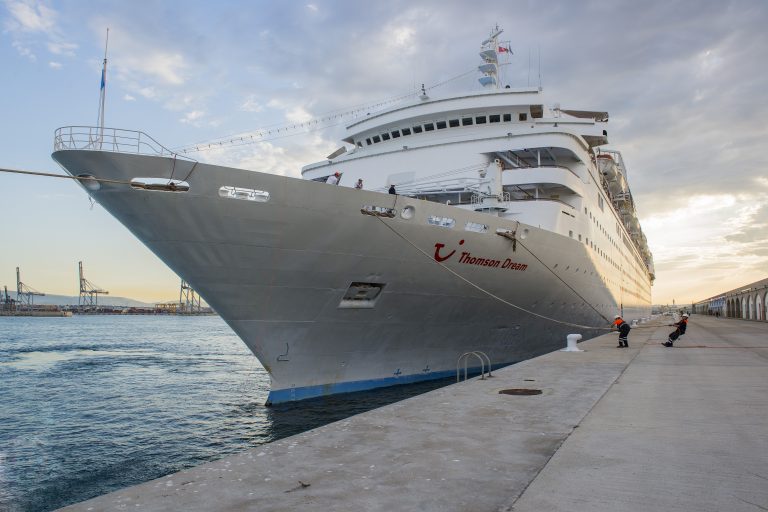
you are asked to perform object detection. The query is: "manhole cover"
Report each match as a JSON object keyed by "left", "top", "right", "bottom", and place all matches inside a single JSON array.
[{"left": 498, "top": 388, "right": 542, "bottom": 396}]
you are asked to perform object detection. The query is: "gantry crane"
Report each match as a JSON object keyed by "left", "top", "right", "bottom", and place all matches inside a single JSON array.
[
  {"left": 78, "top": 261, "right": 108, "bottom": 308},
  {"left": 16, "top": 267, "right": 44, "bottom": 306}
]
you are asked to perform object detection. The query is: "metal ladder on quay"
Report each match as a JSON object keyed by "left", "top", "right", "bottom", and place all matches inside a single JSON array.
[{"left": 456, "top": 351, "right": 493, "bottom": 382}]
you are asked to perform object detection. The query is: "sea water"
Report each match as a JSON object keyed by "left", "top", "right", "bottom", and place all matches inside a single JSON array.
[{"left": 0, "top": 315, "right": 452, "bottom": 511}]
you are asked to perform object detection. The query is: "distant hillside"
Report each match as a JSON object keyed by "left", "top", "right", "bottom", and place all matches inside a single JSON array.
[{"left": 24, "top": 294, "right": 154, "bottom": 308}]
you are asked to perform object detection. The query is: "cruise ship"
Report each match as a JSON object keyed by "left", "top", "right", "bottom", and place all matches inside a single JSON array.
[{"left": 52, "top": 27, "right": 653, "bottom": 404}]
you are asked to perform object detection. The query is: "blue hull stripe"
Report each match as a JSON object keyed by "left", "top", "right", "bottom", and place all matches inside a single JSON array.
[{"left": 266, "top": 363, "right": 511, "bottom": 405}]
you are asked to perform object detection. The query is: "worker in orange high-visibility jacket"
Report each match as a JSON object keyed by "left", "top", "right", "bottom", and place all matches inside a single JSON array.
[{"left": 612, "top": 315, "right": 631, "bottom": 348}]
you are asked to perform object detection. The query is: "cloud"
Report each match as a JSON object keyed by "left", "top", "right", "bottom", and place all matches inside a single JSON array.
[
  {"left": 180, "top": 110, "right": 205, "bottom": 126},
  {"left": 123, "top": 94, "right": 135, "bottom": 101},
  {"left": 11, "top": 39, "right": 35, "bottom": 60},
  {"left": 137, "top": 87, "right": 157, "bottom": 99},
  {"left": 3, "top": 0, "right": 77, "bottom": 60},
  {"left": 46, "top": 40, "right": 77, "bottom": 55},
  {"left": 4, "top": 0, "right": 56, "bottom": 32},
  {"left": 118, "top": 51, "right": 187, "bottom": 86},
  {"left": 47, "top": 60, "right": 60, "bottom": 69},
  {"left": 643, "top": 192, "right": 768, "bottom": 303},
  {"left": 200, "top": 132, "right": 335, "bottom": 179},
  {"left": 306, "top": 4, "right": 318, "bottom": 12},
  {"left": 240, "top": 95, "right": 263, "bottom": 112}
]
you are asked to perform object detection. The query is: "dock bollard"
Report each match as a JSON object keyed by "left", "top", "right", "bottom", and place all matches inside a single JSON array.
[{"left": 561, "top": 333, "right": 583, "bottom": 352}]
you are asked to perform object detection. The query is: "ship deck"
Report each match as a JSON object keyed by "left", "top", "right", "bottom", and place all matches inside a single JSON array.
[{"left": 59, "top": 315, "right": 768, "bottom": 511}]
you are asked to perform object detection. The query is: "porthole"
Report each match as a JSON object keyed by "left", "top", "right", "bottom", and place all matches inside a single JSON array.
[
  {"left": 464, "top": 221, "right": 488, "bottom": 233},
  {"left": 132, "top": 178, "right": 189, "bottom": 192},
  {"left": 401, "top": 205, "right": 415, "bottom": 220},
  {"left": 520, "top": 228, "right": 529, "bottom": 240},
  {"left": 219, "top": 186, "right": 269, "bottom": 202},
  {"left": 427, "top": 215, "right": 455, "bottom": 228}
]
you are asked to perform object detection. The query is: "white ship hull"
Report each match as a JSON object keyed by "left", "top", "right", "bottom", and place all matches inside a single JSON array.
[{"left": 53, "top": 149, "right": 650, "bottom": 403}]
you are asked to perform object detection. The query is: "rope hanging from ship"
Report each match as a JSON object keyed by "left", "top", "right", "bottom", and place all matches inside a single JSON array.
[
  {"left": 374, "top": 202, "right": 618, "bottom": 332},
  {"left": 170, "top": 68, "right": 479, "bottom": 155}
]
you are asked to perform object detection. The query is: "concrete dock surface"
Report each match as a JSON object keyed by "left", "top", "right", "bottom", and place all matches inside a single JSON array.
[{"left": 61, "top": 316, "right": 768, "bottom": 511}]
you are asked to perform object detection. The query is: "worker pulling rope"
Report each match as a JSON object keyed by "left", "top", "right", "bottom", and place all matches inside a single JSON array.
[{"left": 374, "top": 207, "right": 616, "bottom": 331}]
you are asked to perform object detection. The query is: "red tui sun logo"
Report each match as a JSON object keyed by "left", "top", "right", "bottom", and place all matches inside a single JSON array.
[{"left": 433, "top": 239, "right": 464, "bottom": 262}]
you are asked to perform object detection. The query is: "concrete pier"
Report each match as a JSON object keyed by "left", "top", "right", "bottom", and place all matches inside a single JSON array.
[{"left": 60, "top": 316, "right": 768, "bottom": 511}]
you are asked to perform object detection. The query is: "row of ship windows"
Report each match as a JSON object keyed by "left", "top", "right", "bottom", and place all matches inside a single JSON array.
[
  {"left": 584, "top": 203, "right": 647, "bottom": 286},
  {"left": 359, "top": 112, "right": 528, "bottom": 147}
]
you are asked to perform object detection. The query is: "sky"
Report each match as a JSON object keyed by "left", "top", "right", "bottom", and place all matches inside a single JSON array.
[{"left": 1, "top": 0, "right": 766, "bottom": 305}]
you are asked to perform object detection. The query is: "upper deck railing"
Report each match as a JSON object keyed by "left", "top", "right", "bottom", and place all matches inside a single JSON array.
[{"left": 54, "top": 126, "right": 194, "bottom": 161}]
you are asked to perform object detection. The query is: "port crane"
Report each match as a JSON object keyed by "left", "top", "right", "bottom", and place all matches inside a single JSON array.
[
  {"left": 78, "top": 261, "right": 108, "bottom": 308},
  {"left": 2, "top": 285, "right": 17, "bottom": 311},
  {"left": 16, "top": 267, "right": 44, "bottom": 306},
  {"left": 180, "top": 279, "right": 201, "bottom": 314}
]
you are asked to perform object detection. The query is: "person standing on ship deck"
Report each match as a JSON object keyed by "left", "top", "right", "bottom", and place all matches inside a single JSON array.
[
  {"left": 388, "top": 184, "right": 396, "bottom": 195},
  {"left": 326, "top": 171, "right": 341, "bottom": 185},
  {"left": 612, "top": 315, "right": 631, "bottom": 348},
  {"left": 355, "top": 178, "right": 363, "bottom": 189}
]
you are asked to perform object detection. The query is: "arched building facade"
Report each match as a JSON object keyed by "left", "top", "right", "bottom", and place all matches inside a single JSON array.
[{"left": 693, "top": 277, "right": 768, "bottom": 321}]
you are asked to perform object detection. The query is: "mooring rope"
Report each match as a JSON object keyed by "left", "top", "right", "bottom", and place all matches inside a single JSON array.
[
  {"left": 0, "top": 166, "right": 132, "bottom": 186},
  {"left": 515, "top": 238, "right": 612, "bottom": 324}
]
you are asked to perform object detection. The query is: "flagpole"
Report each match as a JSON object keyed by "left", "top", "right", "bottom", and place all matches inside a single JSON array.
[{"left": 97, "top": 28, "right": 109, "bottom": 149}]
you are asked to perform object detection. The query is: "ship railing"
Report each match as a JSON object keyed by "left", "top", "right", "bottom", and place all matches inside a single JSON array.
[
  {"left": 470, "top": 191, "right": 511, "bottom": 204},
  {"left": 53, "top": 126, "right": 195, "bottom": 162},
  {"left": 504, "top": 163, "right": 582, "bottom": 182},
  {"left": 456, "top": 351, "right": 493, "bottom": 382},
  {"left": 395, "top": 177, "right": 487, "bottom": 196}
]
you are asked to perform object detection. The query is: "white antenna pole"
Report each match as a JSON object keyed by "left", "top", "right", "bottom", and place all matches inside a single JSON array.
[
  {"left": 538, "top": 45, "right": 542, "bottom": 90},
  {"left": 527, "top": 47, "right": 531, "bottom": 87},
  {"left": 97, "top": 28, "right": 109, "bottom": 147}
]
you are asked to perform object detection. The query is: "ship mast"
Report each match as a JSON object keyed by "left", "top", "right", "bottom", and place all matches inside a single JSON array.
[
  {"left": 96, "top": 28, "right": 109, "bottom": 148},
  {"left": 478, "top": 24, "right": 509, "bottom": 89}
]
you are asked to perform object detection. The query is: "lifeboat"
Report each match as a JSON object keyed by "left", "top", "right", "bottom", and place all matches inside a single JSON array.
[
  {"left": 596, "top": 154, "right": 618, "bottom": 180},
  {"left": 607, "top": 172, "right": 628, "bottom": 196}
]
